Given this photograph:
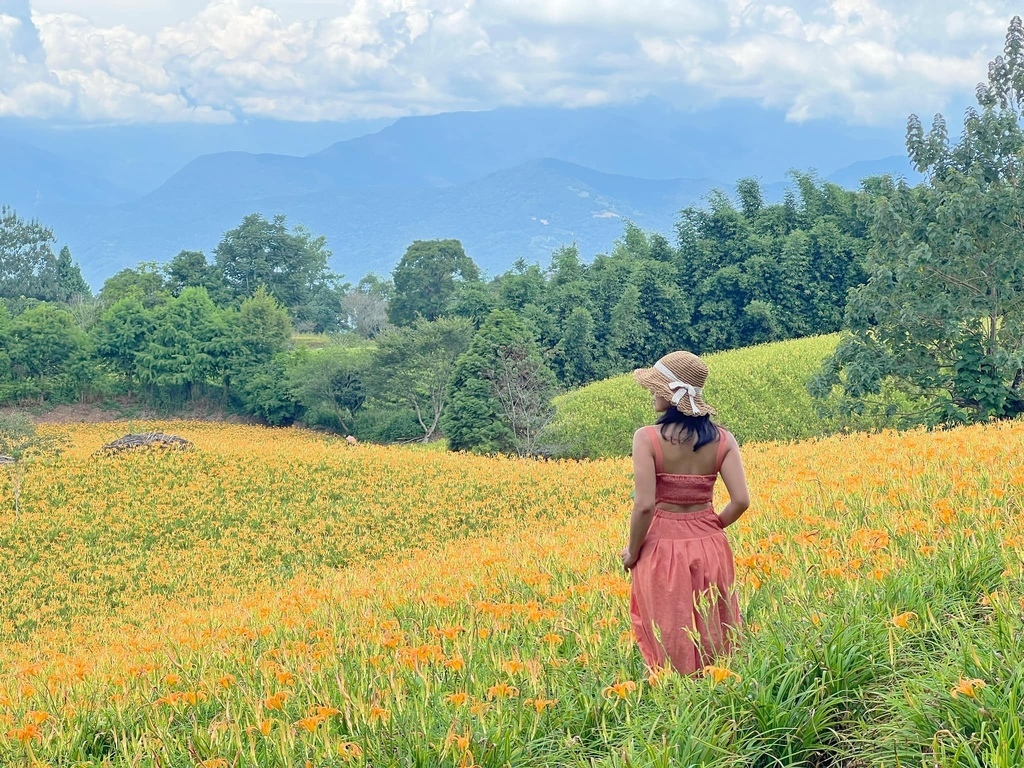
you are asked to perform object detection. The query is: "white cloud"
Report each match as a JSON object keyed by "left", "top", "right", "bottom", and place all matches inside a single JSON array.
[{"left": 1, "top": 0, "right": 1021, "bottom": 123}]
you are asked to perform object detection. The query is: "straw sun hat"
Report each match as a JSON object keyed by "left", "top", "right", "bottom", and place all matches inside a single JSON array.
[{"left": 633, "top": 351, "right": 716, "bottom": 417}]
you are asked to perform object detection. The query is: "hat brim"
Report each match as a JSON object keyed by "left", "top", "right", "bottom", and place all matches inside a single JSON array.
[{"left": 633, "top": 367, "right": 717, "bottom": 417}]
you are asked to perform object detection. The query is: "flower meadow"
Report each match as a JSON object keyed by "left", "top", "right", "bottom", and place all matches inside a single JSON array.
[{"left": 1, "top": 421, "right": 1023, "bottom": 767}]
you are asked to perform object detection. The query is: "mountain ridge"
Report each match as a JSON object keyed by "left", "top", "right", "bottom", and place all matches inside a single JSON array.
[{"left": 1, "top": 102, "right": 921, "bottom": 286}]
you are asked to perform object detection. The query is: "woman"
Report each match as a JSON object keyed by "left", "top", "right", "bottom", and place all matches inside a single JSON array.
[{"left": 622, "top": 351, "right": 749, "bottom": 675}]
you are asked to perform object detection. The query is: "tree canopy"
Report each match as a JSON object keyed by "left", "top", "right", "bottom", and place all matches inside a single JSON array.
[{"left": 813, "top": 16, "right": 1024, "bottom": 425}]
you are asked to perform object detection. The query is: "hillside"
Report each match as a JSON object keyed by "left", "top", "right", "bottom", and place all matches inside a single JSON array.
[{"left": 544, "top": 335, "right": 852, "bottom": 457}]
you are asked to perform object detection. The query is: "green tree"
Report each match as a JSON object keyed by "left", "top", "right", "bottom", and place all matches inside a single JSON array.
[
  {"left": 608, "top": 282, "right": 650, "bottom": 371},
  {"left": 813, "top": 17, "right": 1024, "bottom": 424},
  {"left": 367, "top": 317, "right": 474, "bottom": 441},
  {"left": 165, "top": 250, "right": 229, "bottom": 302},
  {"left": 0, "top": 207, "right": 64, "bottom": 301},
  {"left": 99, "top": 263, "right": 168, "bottom": 308},
  {"left": 556, "top": 307, "right": 599, "bottom": 387},
  {"left": 8, "top": 303, "right": 94, "bottom": 402},
  {"left": 135, "top": 288, "right": 227, "bottom": 405},
  {"left": 54, "top": 246, "right": 91, "bottom": 302},
  {"left": 286, "top": 346, "right": 369, "bottom": 435},
  {"left": 389, "top": 239, "right": 480, "bottom": 326},
  {"left": 225, "top": 287, "right": 293, "bottom": 407},
  {"left": 0, "top": 303, "right": 13, "bottom": 393},
  {"left": 444, "top": 310, "right": 556, "bottom": 455},
  {"left": 214, "top": 214, "right": 343, "bottom": 329},
  {"left": 92, "top": 296, "right": 154, "bottom": 386},
  {"left": 446, "top": 281, "right": 496, "bottom": 328}
]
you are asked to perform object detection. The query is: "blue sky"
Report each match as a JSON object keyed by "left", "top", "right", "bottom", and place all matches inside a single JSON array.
[{"left": 0, "top": 0, "right": 1017, "bottom": 125}]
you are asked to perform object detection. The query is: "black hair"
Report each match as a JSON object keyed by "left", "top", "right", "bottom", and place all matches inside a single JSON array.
[{"left": 656, "top": 409, "right": 719, "bottom": 452}]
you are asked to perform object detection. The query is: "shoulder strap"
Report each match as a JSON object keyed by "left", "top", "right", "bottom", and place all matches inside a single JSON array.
[
  {"left": 715, "top": 427, "right": 729, "bottom": 473},
  {"left": 645, "top": 426, "right": 664, "bottom": 474}
]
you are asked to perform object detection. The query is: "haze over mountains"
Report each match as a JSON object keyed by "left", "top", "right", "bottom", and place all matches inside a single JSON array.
[{"left": 1, "top": 100, "right": 921, "bottom": 287}]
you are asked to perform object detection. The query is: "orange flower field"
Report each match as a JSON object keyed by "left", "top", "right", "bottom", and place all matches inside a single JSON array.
[{"left": 0, "top": 421, "right": 1022, "bottom": 766}]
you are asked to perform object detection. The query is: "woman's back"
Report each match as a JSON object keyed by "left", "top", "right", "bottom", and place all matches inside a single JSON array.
[{"left": 653, "top": 426, "right": 723, "bottom": 477}]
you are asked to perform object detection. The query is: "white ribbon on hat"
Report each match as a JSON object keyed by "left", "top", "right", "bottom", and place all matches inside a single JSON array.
[{"left": 654, "top": 361, "right": 703, "bottom": 414}]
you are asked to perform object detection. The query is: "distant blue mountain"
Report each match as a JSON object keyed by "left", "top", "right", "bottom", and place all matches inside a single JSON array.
[
  {"left": 0, "top": 116, "right": 392, "bottom": 195},
  {"left": 1, "top": 101, "right": 921, "bottom": 287},
  {"left": 4, "top": 137, "right": 131, "bottom": 207}
]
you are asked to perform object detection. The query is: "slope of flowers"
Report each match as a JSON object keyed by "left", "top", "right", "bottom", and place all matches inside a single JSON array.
[
  {"left": 1, "top": 421, "right": 1022, "bottom": 766},
  {"left": 544, "top": 334, "right": 859, "bottom": 457}
]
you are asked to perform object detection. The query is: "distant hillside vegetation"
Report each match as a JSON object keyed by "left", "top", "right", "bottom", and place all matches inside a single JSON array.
[{"left": 544, "top": 335, "right": 869, "bottom": 457}]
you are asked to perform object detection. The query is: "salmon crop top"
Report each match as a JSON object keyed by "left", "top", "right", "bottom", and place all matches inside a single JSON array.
[{"left": 646, "top": 425, "right": 729, "bottom": 507}]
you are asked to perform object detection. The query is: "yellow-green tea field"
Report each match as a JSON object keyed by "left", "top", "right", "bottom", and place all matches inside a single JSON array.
[{"left": 1, "top": 421, "right": 1023, "bottom": 766}]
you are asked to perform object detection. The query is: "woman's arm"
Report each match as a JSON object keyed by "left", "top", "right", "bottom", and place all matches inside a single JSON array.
[
  {"left": 717, "top": 432, "right": 750, "bottom": 528},
  {"left": 622, "top": 428, "right": 657, "bottom": 570}
]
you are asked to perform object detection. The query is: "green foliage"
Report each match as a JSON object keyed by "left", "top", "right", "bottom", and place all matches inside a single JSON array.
[
  {"left": 555, "top": 306, "right": 599, "bottom": 387},
  {"left": 99, "top": 263, "right": 168, "bottom": 308},
  {"left": 134, "top": 288, "right": 227, "bottom": 405},
  {"left": 545, "top": 335, "right": 860, "bottom": 457},
  {"left": 54, "top": 246, "right": 91, "bottom": 302},
  {"left": 366, "top": 317, "right": 474, "bottom": 441},
  {"left": 388, "top": 239, "right": 480, "bottom": 326},
  {"left": 0, "top": 207, "right": 89, "bottom": 303},
  {"left": 214, "top": 213, "right": 346, "bottom": 331},
  {"left": 165, "top": 250, "right": 230, "bottom": 302},
  {"left": 234, "top": 355, "right": 299, "bottom": 426},
  {"left": 678, "top": 174, "right": 867, "bottom": 353},
  {"left": 351, "top": 406, "right": 424, "bottom": 444},
  {"left": 6, "top": 303, "right": 95, "bottom": 403},
  {"left": 444, "top": 309, "right": 556, "bottom": 455},
  {"left": 815, "top": 17, "right": 1024, "bottom": 427},
  {"left": 92, "top": 296, "right": 153, "bottom": 383},
  {"left": 284, "top": 344, "right": 371, "bottom": 434}
]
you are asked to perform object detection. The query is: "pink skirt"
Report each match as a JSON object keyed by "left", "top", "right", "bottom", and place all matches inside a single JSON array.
[{"left": 629, "top": 507, "right": 741, "bottom": 674}]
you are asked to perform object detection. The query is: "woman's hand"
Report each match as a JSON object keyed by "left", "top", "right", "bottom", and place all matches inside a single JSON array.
[{"left": 621, "top": 547, "right": 639, "bottom": 571}]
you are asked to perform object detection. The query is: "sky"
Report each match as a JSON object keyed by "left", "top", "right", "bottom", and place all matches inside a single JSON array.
[{"left": 0, "top": 0, "right": 1017, "bottom": 125}]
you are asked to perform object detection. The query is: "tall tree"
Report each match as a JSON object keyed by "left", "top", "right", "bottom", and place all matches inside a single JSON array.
[
  {"left": 342, "top": 275, "right": 392, "bottom": 339},
  {"left": 444, "top": 310, "right": 556, "bottom": 455},
  {"left": 0, "top": 207, "right": 59, "bottom": 301},
  {"left": 92, "top": 296, "right": 154, "bottom": 384},
  {"left": 135, "top": 287, "right": 227, "bottom": 404},
  {"left": 99, "top": 263, "right": 168, "bottom": 308},
  {"left": 813, "top": 17, "right": 1024, "bottom": 424},
  {"left": 165, "top": 250, "right": 229, "bottom": 302},
  {"left": 54, "top": 246, "right": 91, "bottom": 302},
  {"left": 8, "top": 303, "right": 94, "bottom": 402},
  {"left": 214, "top": 214, "right": 341, "bottom": 327},
  {"left": 367, "top": 317, "right": 474, "bottom": 441},
  {"left": 389, "top": 239, "right": 480, "bottom": 326},
  {"left": 556, "top": 307, "right": 599, "bottom": 387}
]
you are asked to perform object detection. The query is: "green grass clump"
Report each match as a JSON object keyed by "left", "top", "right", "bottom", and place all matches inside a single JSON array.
[{"left": 544, "top": 335, "right": 849, "bottom": 457}]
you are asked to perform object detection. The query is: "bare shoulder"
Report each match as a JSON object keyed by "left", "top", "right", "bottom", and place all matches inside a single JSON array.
[{"left": 719, "top": 427, "right": 739, "bottom": 450}]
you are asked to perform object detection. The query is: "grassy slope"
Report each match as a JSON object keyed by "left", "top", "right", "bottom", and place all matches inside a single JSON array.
[{"left": 544, "top": 335, "right": 845, "bottom": 457}]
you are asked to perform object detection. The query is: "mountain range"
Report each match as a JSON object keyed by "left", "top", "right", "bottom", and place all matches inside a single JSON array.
[{"left": 1, "top": 100, "right": 922, "bottom": 287}]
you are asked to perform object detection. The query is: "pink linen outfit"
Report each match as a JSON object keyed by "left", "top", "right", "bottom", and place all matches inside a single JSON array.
[{"left": 629, "top": 426, "right": 741, "bottom": 674}]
